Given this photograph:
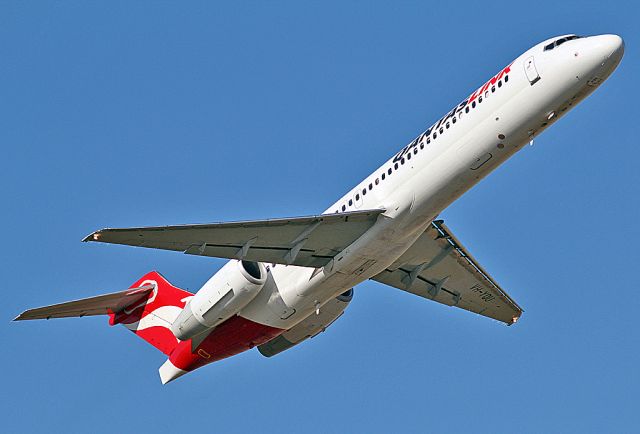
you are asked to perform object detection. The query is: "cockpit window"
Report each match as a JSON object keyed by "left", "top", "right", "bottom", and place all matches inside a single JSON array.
[{"left": 544, "top": 35, "right": 581, "bottom": 51}]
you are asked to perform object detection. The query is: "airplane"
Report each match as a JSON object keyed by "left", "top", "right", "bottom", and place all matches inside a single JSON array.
[{"left": 15, "top": 34, "right": 624, "bottom": 384}]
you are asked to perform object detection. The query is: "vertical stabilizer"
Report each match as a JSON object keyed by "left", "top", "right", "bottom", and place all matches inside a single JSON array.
[{"left": 110, "top": 271, "right": 194, "bottom": 355}]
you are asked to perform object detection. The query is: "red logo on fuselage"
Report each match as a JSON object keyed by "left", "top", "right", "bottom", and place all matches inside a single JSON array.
[{"left": 467, "top": 63, "right": 513, "bottom": 105}]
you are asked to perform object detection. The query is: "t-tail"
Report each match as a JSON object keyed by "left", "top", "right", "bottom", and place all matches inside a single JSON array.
[{"left": 14, "top": 271, "right": 194, "bottom": 383}]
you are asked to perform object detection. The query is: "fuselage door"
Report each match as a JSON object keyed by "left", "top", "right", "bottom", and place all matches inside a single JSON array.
[{"left": 524, "top": 56, "right": 540, "bottom": 85}]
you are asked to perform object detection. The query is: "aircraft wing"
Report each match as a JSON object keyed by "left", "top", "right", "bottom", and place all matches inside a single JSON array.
[
  {"left": 83, "top": 209, "right": 385, "bottom": 268},
  {"left": 371, "top": 220, "right": 523, "bottom": 325},
  {"left": 14, "top": 284, "right": 155, "bottom": 320}
]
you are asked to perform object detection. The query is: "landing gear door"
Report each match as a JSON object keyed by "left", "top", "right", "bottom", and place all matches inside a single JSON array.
[{"left": 524, "top": 56, "right": 540, "bottom": 85}]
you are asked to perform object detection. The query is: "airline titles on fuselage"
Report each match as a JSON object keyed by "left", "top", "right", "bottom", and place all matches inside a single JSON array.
[{"left": 393, "top": 63, "right": 513, "bottom": 163}]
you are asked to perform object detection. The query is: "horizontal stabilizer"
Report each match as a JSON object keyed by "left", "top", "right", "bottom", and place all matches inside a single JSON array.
[
  {"left": 14, "top": 285, "right": 155, "bottom": 321},
  {"left": 15, "top": 271, "right": 195, "bottom": 356}
]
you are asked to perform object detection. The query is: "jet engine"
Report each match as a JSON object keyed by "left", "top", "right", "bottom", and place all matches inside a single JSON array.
[
  {"left": 171, "top": 260, "right": 267, "bottom": 341},
  {"left": 257, "top": 288, "right": 353, "bottom": 357}
]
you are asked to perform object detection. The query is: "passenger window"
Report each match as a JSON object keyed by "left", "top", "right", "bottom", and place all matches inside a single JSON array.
[
  {"left": 362, "top": 188, "right": 366, "bottom": 195},
  {"left": 369, "top": 183, "right": 373, "bottom": 190},
  {"left": 375, "top": 178, "right": 379, "bottom": 185},
  {"left": 356, "top": 194, "right": 360, "bottom": 200},
  {"left": 472, "top": 101, "right": 476, "bottom": 108},
  {"left": 505, "top": 75, "right": 509, "bottom": 82},
  {"left": 407, "top": 152, "right": 411, "bottom": 160},
  {"left": 465, "top": 106, "right": 469, "bottom": 113},
  {"left": 394, "top": 163, "right": 399, "bottom": 170},
  {"left": 491, "top": 86, "right": 495, "bottom": 93},
  {"left": 452, "top": 117, "right": 456, "bottom": 124},
  {"left": 348, "top": 199, "right": 353, "bottom": 206},
  {"left": 388, "top": 168, "right": 392, "bottom": 175},
  {"left": 381, "top": 173, "right": 386, "bottom": 180},
  {"left": 342, "top": 205, "right": 346, "bottom": 211},
  {"left": 446, "top": 122, "right": 450, "bottom": 129},
  {"left": 498, "top": 80, "right": 502, "bottom": 88},
  {"left": 401, "top": 158, "right": 405, "bottom": 165},
  {"left": 479, "top": 96, "right": 483, "bottom": 103}
]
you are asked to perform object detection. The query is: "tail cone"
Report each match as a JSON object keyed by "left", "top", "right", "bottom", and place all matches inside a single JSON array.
[{"left": 159, "top": 359, "right": 188, "bottom": 385}]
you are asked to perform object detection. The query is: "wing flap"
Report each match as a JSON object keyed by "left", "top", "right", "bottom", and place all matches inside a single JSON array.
[
  {"left": 372, "top": 220, "right": 522, "bottom": 325},
  {"left": 14, "top": 284, "right": 154, "bottom": 321},
  {"left": 84, "top": 210, "right": 385, "bottom": 268}
]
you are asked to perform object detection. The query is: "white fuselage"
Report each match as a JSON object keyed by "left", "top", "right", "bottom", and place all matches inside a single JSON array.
[{"left": 238, "top": 34, "right": 624, "bottom": 329}]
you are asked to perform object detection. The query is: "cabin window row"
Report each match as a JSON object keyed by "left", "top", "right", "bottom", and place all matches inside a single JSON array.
[
  {"left": 334, "top": 74, "right": 509, "bottom": 214},
  {"left": 423, "top": 75, "right": 509, "bottom": 144}
]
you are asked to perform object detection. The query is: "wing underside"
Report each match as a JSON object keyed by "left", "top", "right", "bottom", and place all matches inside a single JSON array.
[
  {"left": 79, "top": 213, "right": 519, "bottom": 323},
  {"left": 84, "top": 209, "right": 385, "bottom": 268},
  {"left": 371, "top": 220, "right": 523, "bottom": 325}
]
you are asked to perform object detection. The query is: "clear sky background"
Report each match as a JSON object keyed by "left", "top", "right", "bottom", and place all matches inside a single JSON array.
[{"left": 2, "top": 2, "right": 637, "bottom": 433}]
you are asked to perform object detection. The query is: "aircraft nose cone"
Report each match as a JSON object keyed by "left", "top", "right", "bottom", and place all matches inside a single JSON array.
[
  {"left": 608, "top": 34, "right": 625, "bottom": 63},
  {"left": 578, "top": 34, "right": 624, "bottom": 80},
  {"left": 595, "top": 34, "right": 625, "bottom": 65}
]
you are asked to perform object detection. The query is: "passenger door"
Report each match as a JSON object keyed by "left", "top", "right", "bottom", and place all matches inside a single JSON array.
[{"left": 524, "top": 56, "right": 540, "bottom": 84}]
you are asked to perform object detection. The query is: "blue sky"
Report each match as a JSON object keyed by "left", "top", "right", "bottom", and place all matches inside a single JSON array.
[{"left": 2, "top": 2, "right": 637, "bottom": 433}]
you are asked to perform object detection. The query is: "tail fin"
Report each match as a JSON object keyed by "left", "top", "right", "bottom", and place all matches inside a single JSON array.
[{"left": 110, "top": 271, "right": 194, "bottom": 355}]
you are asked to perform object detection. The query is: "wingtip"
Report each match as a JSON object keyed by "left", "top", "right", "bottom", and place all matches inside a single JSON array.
[
  {"left": 82, "top": 230, "right": 102, "bottom": 242},
  {"left": 507, "top": 315, "right": 522, "bottom": 326},
  {"left": 13, "top": 312, "right": 29, "bottom": 321}
]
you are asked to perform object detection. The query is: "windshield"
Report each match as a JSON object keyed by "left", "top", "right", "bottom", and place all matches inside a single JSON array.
[{"left": 544, "top": 35, "right": 581, "bottom": 51}]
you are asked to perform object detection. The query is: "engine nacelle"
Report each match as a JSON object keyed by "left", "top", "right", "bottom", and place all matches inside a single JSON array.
[
  {"left": 171, "top": 260, "right": 267, "bottom": 341},
  {"left": 257, "top": 288, "right": 353, "bottom": 357}
]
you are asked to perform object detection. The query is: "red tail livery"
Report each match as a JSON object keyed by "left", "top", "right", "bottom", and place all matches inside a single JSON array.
[{"left": 110, "top": 271, "right": 194, "bottom": 355}]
